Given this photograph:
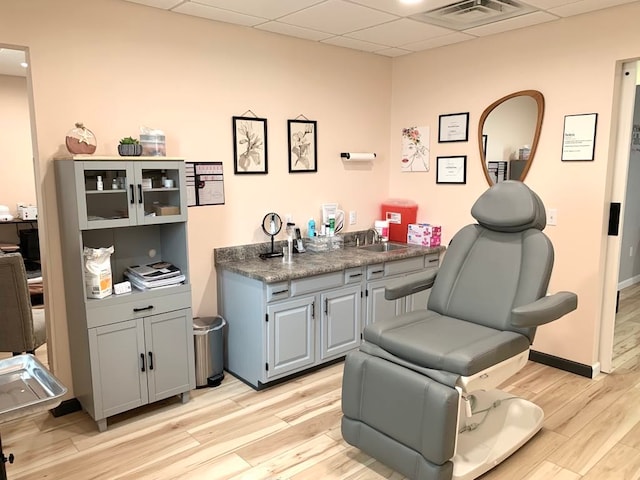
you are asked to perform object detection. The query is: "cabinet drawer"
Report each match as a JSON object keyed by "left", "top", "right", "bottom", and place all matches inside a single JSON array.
[
  {"left": 345, "top": 267, "right": 364, "bottom": 284},
  {"left": 266, "top": 282, "right": 290, "bottom": 302},
  {"left": 290, "top": 271, "right": 343, "bottom": 297},
  {"left": 367, "top": 264, "right": 385, "bottom": 280},
  {"left": 87, "top": 290, "right": 192, "bottom": 328},
  {"left": 384, "top": 256, "right": 425, "bottom": 276},
  {"left": 424, "top": 253, "right": 439, "bottom": 269}
]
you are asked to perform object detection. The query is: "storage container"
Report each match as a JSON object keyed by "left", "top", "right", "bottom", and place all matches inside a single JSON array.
[
  {"left": 381, "top": 199, "right": 418, "bottom": 243},
  {"left": 140, "top": 133, "right": 166, "bottom": 156}
]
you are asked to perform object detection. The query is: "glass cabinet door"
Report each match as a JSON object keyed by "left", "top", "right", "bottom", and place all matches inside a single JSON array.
[
  {"left": 134, "top": 161, "right": 187, "bottom": 225},
  {"left": 76, "top": 162, "right": 136, "bottom": 230}
]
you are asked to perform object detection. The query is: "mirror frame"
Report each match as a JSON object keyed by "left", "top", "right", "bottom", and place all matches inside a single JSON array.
[{"left": 478, "top": 89, "right": 545, "bottom": 185}]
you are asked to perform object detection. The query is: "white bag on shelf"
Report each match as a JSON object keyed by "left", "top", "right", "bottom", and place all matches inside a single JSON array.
[{"left": 83, "top": 246, "right": 114, "bottom": 299}]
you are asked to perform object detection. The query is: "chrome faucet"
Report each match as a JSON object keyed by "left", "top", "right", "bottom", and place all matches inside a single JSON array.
[{"left": 365, "top": 228, "right": 381, "bottom": 245}]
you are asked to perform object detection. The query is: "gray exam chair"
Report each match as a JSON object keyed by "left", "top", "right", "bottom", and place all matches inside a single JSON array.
[{"left": 341, "top": 181, "right": 578, "bottom": 480}]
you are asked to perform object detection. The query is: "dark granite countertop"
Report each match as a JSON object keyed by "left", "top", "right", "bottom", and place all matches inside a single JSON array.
[{"left": 215, "top": 237, "right": 445, "bottom": 283}]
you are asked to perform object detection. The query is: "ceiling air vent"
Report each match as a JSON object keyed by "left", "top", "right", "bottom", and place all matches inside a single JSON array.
[{"left": 411, "top": 0, "right": 536, "bottom": 30}]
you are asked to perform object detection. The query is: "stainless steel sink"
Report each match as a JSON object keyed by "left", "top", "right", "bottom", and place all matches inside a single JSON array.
[{"left": 358, "top": 242, "right": 408, "bottom": 253}]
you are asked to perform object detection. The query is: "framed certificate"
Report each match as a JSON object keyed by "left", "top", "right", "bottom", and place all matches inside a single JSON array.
[
  {"left": 438, "top": 112, "right": 469, "bottom": 143},
  {"left": 561, "top": 113, "right": 598, "bottom": 161},
  {"left": 436, "top": 155, "right": 467, "bottom": 184}
]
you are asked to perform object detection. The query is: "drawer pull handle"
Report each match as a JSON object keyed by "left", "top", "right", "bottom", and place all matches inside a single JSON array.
[
  {"left": 133, "top": 305, "right": 154, "bottom": 312},
  {"left": 148, "top": 351, "right": 154, "bottom": 370},
  {"left": 371, "top": 270, "right": 384, "bottom": 275},
  {"left": 140, "top": 353, "right": 146, "bottom": 372},
  {"left": 273, "top": 289, "right": 289, "bottom": 296},
  {"left": 349, "top": 273, "right": 363, "bottom": 278},
  {"left": 427, "top": 259, "right": 438, "bottom": 264}
]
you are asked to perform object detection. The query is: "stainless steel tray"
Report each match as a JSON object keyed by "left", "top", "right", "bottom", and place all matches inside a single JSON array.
[{"left": 0, "top": 354, "right": 67, "bottom": 424}]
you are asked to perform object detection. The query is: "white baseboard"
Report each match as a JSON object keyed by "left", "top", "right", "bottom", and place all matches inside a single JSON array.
[{"left": 618, "top": 274, "right": 640, "bottom": 290}]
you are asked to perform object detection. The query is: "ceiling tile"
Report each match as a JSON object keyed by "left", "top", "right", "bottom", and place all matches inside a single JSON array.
[
  {"left": 278, "top": 0, "right": 398, "bottom": 35},
  {"left": 173, "top": 2, "right": 267, "bottom": 26},
  {"left": 346, "top": 18, "right": 453, "bottom": 47},
  {"left": 124, "top": 0, "right": 183, "bottom": 9},
  {"left": 521, "top": 0, "right": 581, "bottom": 8},
  {"left": 546, "top": 0, "right": 640, "bottom": 17},
  {"left": 255, "top": 21, "right": 334, "bottom": 41},
  {"left": 321, "top": 36, "right": 386, "bottom": 52},
  {"left": 375, "top": 47, "right": 414, "bottom": 57},
  {"left": 191, "top": 0, "right": 326, "bottom": 19},
  {"left": 463, "top": 10, "right": 558, "bottom": 36},
  {"left": 401, "top": 31, "right": 475, "bottom": 51},
  {"left": 346, "top": 0, "right": 444, "bottom": 16}
]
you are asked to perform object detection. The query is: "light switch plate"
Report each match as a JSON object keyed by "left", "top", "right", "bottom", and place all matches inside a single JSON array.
[
  {"left": 547, "top": 208, "right": 557, "bottom": 226},
  {"left": 349, "top": 210, "right": 357, "bottom": 225}
]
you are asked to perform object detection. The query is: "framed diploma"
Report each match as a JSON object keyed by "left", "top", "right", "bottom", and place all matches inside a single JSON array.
[
  {"left": 436, "top": 155, "right": 467, "bottom": 184},
  {"left": 438, "top": 112, "right": 469, "bottom": 143},
  {"left": 561, "top": 113, "right": 598, "bottom": 161}
]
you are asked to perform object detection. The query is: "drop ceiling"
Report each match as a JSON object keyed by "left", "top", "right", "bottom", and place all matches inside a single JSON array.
[{"left": 121, "top": 0, "right": 640, "bottom": 57}]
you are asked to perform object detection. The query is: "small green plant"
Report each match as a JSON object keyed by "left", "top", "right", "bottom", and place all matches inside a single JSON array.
[{"left": 119, "top": 136, "right": 139, "bottom": 145}]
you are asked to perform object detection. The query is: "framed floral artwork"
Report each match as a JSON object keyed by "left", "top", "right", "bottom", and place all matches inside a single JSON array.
[
  {"left": 288, "top": 119, "right": 317, "bottom": 173},
  {"left": 233, "top": 116, "right": 268, "bottom": 174},
  {"left": 401, "top": 126, "right": 430, "bottom": 172}
]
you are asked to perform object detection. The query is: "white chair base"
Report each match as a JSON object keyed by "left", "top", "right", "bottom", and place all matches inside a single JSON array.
[{"left": 452, "top": 389, "right": 544, "bottom": 480}]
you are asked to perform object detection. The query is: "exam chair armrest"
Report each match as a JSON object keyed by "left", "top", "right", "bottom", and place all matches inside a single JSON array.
[
  {"left": 511, "top": 291, "right": 578, "bottom": 328},
  {"left": 384, "top": 269, "right": 438, "bottom": 301}
]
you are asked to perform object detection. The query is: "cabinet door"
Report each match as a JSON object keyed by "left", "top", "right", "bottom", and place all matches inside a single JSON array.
[
  {"left": 134, "top": 161, "right": 187, "bottom": 224},
  {"left": 76, "top": 161, "right": 137, "bottom": 230},
  {"left": 144, "top": 309, "right": 195, "bottom": 402},
  {"left": 320, "top": 285, "right": 361, "bottom": 360},
  {"left": 266, "top": 296, "right": 315, "bottom": 379},
  {"left": 365, "top": 278, "right": 404, "bottom": 328},
  {"left": 89, "top": 320, "right": 148, "bottom": 419}
]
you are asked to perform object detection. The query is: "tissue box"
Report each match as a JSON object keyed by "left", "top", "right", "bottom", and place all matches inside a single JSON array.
[
  {"left": 408, "top": 223, "right": 441, "bottom": 236},
  {"left": 407, "top": 232, "right": 441, "bottom": 247},
  {"left": 17, "top": 204, "right": 38, "bottom": 220},
  {"left": 153, "top": 204, "right": 179, "bottom": 216}
]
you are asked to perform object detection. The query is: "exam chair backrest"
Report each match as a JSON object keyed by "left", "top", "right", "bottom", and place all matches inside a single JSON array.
[{"left": 427, "top": 181, "right": 553, "bottom": 342}]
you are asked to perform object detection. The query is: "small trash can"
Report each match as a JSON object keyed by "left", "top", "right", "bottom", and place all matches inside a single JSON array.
[{"left": 193, "top": 315, "right": 226, "bottom": 388}]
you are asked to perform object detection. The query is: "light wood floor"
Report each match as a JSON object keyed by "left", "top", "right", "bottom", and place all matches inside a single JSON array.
[{"left": 2, "top": 289, "right": 640, "bottom": 480}]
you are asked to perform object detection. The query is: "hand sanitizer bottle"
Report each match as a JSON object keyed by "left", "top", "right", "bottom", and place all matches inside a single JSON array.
[{"left": 96, "top": 176, "right": 103, "bottom": 191}]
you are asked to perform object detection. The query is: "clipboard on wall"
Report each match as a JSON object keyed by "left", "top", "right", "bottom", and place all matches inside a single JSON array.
[{"left": 185, "top": 162, "right": 225, "bottom": 206}]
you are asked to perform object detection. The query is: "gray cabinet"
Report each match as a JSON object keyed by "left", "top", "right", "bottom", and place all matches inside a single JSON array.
[
  {"left": 55, "top": 157, "right": 195, "bottom": 432},
  {"left": 267, "top": 296, "right": 315, "bottom": 379},
  {"left": 365, "top": 254, "right": 439, "bottom": 327},
  {"left": 320, "top": 284, "right": 361, "bottom": 360}
]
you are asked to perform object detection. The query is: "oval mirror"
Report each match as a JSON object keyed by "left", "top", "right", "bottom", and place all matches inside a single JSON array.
[{"left": 478, "top": 90, "right": 544, "bottom": 185}]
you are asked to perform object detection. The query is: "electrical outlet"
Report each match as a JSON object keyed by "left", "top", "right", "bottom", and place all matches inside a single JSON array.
[
  {"left": 349, "top": 210, "right": 357, "bottom": 225},
  {"left": 547, "top": 208, "right": 557, "bottom": 226}
]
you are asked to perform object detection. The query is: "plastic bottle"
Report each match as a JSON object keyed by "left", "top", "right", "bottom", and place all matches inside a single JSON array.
[
  {"left": 307, "top": 218, "right": 316, "bottom": 238},
  {"left": 328, "top": 214, "right": 336, "bottom": 236},
  {"left": 111, "top": 178, "right": 118, "bottom": 190},
  {"left": 96, "top": 175, "right": 103, "bottom": 191}
]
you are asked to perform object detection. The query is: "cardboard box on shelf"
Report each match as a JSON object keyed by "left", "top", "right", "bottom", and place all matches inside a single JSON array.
[{"left": 153, "top": 204, "right": 179, "bottom": 216}]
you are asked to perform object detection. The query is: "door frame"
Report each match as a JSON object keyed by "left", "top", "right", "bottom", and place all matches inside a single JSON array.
[{"left": 599, "top": 60, "right": 638, "bottom": 373}]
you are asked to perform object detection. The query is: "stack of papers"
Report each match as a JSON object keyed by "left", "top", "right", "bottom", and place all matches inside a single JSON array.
[{"left": 124, "top": 261, "right": 185, "bottom": 291}]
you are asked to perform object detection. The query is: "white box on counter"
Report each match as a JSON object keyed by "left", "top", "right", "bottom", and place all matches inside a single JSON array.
[
  {"left": 17, "top": 204, "right": 38, "bottom": 220},
  {"left": 407, "top": 232, "right": 441, "bottom": 247},
  {"left": 408, "top": 223, "right": 441, "bottom": 236}
]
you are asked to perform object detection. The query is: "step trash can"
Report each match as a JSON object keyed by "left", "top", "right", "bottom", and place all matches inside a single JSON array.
[{"left": 193, "top": 315, "right": 226, "bottom": 388}]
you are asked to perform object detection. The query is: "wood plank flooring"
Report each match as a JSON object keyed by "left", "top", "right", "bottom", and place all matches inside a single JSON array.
[{"left": 2, "top": 288, "right": 640, "bottom": 480}]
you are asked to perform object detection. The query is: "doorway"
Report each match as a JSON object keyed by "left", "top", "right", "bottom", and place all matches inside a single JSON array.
[
  {"left": 0, "top": 45, "right": 48, "bottom": 368},
  {"left": 600, "top": 60, "right": 639, "bottom": 373}
]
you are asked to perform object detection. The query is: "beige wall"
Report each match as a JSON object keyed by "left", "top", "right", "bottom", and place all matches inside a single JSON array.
[
  {"left": 2, "top": 0, "right": 639, "bottom": 394},
  {"left": 0, "top": 74, "right": 35, "bottom": 234},
  {"left": 390, "top": 4, "right": 640, "bottom": 367},
  {"left": 0, "top": 0, "right": 392, "bottom": 394}
]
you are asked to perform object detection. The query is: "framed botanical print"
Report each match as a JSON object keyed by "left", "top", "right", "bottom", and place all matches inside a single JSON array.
[
  {"left": 288, "top": 119, "right": 317, "bottom": 173},
  {"left": 233, "top": 116, "right": 268, "bottom": 174}
]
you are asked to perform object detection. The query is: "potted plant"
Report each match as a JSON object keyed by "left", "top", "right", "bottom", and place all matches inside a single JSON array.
[{"left": 118, "top": 136, "right": 142, "bottom": 156}]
